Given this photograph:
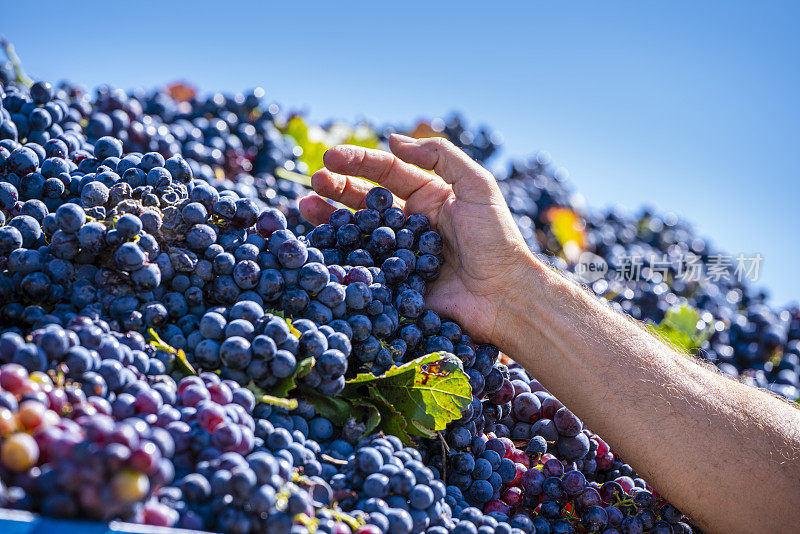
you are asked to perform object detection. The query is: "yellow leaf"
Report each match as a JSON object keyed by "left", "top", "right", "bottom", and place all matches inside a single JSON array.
[
  {"left": 546, "top": 207, "right": 586, "bottom": 253},
  {"left": 409, "top": 121, "right": 446, "bottom": 140}
]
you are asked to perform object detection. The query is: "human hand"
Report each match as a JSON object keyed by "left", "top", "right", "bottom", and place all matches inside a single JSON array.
[{"left": 298, "top": 134, "right": 536, "bottom": 344}]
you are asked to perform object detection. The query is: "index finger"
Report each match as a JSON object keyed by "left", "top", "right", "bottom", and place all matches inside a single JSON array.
[{"left": 323, "top": 145, "right": 438, "bottom": 200}]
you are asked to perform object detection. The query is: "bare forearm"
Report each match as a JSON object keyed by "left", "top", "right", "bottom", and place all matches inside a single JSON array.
[
  {"left": 496, "top": 255, "right": 800, "bottom": 533},
  {"left": 301, "top": 139, "right": 800, "bottom": 531}
]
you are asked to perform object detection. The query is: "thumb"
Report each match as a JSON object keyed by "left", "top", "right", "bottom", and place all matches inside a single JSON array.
[{"left": 389, "top": 134, "right": 498, "bottom": 201}]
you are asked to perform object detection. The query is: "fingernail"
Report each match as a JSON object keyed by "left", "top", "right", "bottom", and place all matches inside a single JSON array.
[{"left": 390, "top": 133, "right": 416, "bottom": 143}]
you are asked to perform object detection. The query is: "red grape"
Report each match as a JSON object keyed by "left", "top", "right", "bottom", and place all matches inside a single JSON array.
[
  {"left": 502, "top": 486, "right": 524, "bottom": 507},
  {"left": 0, "top": 364, "right": 29, "bottom": 394}
]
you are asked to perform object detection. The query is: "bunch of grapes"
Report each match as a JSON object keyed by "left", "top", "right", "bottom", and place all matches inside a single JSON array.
[
  {"left": 0, "top": 63, "right": 716, "bottom": 534},
  {"left": 309, "top": 187, "right": 443, "bottom": 282},
  {"left": 0, "top": 363, "right": 172, "bottom": 521},
  {"left": 157, "top": 393, "right": 349, "bottom": 532},
  {"left": 330, "top": 434, "right": 457, "bottom": 534},
  {"left": 162, "top": 447, "right": 345, "bottom": 533},
  {"left": 424, "top": 430, "right": 694, "bottom": 533},
  {"left": 0, "top": 318, "right": 176, "bottom": 403}
]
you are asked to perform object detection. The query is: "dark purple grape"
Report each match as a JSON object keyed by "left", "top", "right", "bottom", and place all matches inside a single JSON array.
[
  {"left": 365, "top": 187, "right": 393, "bottom": 212},
  {"left": 255, "top": 208, "right": 288, "bottom": 237},
  {"left": 329, "top": 208, "right": 354, "bottom": 228}
]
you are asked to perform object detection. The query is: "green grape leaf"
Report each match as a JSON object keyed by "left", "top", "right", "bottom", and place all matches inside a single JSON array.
[
  {"left": 282, "top": 115, "right": 329, "bottom": 175},
  {"left": 367, "top": 388, "right": 413, "bottom": 444},
  {"left": 343, "top": 352, "right": 471, "bottom": 434},
  {"left": 407, "top": 418, "right": 437, "bottom": 439},
  {"left": 303, "top": 386, "right": 414, "bottom": 443},
  {"left": 301, "top": 389, "right": 381, "bottom": 441},
  {"left": 271, "top": 356, "right": 315, "bottom": 398},
  {"left": 281, "top": 115, "right": 381, "bottom": 176},
  {"left": 648, "top": 304, "right": 712, "bottom": 353},
  {"left": 300, "top": 388, "right": 354, "bottom": 426},
  {"left": 354, "top": 400, "right": 382, "bottom": 437}
]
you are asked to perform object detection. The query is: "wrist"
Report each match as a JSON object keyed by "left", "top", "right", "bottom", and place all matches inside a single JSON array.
[{"left": 492, "top": 249, "right": 555, "bottom": 354}]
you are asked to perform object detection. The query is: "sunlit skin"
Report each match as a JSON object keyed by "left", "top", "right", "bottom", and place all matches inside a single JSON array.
[{"left": 300, "top": 134, "right": 800, "bottom": 534}]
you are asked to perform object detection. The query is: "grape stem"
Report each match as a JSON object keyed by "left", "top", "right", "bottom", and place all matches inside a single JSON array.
[
  {"left": 274, "top": 167, "right": 312, "bottom": 187},
  {"left": 0, "top": 36, "right": 33, "bottom": 87},
  {"left": 438, "top": 430, "right": 448, "bottom": 483}
]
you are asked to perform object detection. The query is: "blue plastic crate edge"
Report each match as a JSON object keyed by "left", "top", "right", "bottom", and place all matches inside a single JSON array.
[{"left": 0, "top": 508, "right": 212, "bottom": 534}]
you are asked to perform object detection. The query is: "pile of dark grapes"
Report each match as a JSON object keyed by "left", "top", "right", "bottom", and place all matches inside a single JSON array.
[{"left": 3, "top": 47, "right": 789, "bottom": 532}]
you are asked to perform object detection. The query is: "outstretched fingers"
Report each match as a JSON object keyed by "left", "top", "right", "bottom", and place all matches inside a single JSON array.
[
  {"left": 300, "top": 139, "right": 489, "bottom": 228},
  {"left": 389, "top": 134, "right": 497, "bottom": 202},
  {"left": 322, "top": 144, "right": 438, "bottom": 200},
  {"left": 309, "top": 167, "right": 405, "bottom": 209}
]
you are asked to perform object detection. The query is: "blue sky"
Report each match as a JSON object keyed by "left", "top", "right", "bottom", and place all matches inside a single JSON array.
[{"left": 4, "top": 1, "right": 799, "bottom": 305}]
